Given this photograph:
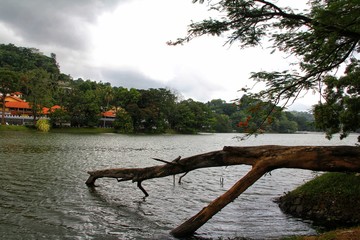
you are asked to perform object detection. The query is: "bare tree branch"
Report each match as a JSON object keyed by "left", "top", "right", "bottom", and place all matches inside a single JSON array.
[{"left": 86, "top": 145, "right": 360, "bottom": 237}]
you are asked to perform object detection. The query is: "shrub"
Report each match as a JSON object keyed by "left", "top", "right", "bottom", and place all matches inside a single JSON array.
[
  {"left": 113, "top": 109, "right": 134, "bottom": 133},
  {"left": 36, "top": 119, "right": 50, "bottom": 132}
]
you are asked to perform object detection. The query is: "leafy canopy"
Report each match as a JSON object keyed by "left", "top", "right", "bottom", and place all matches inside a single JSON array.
[
  {"left": 0, "top": 44, "right": 60, "bottom": 124},
  {"left": 170, "top": 0, "right": 360, "bottom": 139}
]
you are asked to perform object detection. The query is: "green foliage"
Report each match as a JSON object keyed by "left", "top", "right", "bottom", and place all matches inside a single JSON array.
[
  {"left": 0, "top": 68, "right": 20, "bottom": 95},
  {"left": 172, "top": 100, "right": 197, "bottom": 134},
  {"left": 289, "top": 111, "right": 316, "bottom": 132},
  {"left": 112, "top": 87, "right": 141, "bottom": 109},
  {"left": 281, "top": 172, "right": 360, "bottom": 230},
  {"left": 0, "top": 43, "right": 60, "bottom": 74},
  {"left": 314, "top": 60, "right": 360, "bottom": 139},
  {"left": 131, "top": 88, "right": 177, "bottom": 133},
  {"left": 213, "top": 114, "right": 233, "bottom": 133},
  {"left": 35, "top": 119, "right": 50, "bottom": 132},
  {"left": 22, "top": 69, "right": 54, "bottom": 121},
  {"left": 113, "top": 109, "right": 134, "bottom": 133},
  {"left": 64, "top": 79, "right": 101, "bottom": 127},
  {"left": 207, "top": 99, "right": 237, "bottom": 116},
  {"left": 49, "top": 108, "right": 70, "bottom": 127},
  {"left": 0, "top": 43, "right": 60, "bottom": 124},
  {"left": 50, "top": 127, "right": 114, "bottom": 134},
  {"left": 0, "top": 68, "right": 20, "bottom": 125},
  {"left": 97, "top": 82, "right": 114, "bottom": 111},
  {"left": 0, "top": 125, "right": 31, "bottom": 132},
  {"left": 171, "top": 99, "right": 214, "bottom": 134},
  {"left": 290, "top": 172, "right": 360, "bottom": 200}
]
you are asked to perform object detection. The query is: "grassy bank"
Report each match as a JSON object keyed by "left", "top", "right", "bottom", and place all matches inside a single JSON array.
[
  {"left": 0, "top": 125, "right": 33, "bottom": 132},
  {"left": 278, "top": 172, "right": 360, "bottom": 238},
  {"left": 50, "top": 127, "right": 116, "bottom": 134},
  {"left": 0, "top": 125, "right": 116, "bottom": 134},
  {"left": 288, "top": 172, "right": 360, "bottom": 199}
]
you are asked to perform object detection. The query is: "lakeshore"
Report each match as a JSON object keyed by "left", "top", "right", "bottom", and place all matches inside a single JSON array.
[
  {"left": 276, "top": 172, "right": 360, "bottom": 240},
  {"left": 0, "top": 124, "right": 115, "bottom": 133}
]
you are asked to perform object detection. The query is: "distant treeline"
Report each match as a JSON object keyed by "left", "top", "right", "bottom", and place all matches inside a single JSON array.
[{"left": 0, "top": 43, "right": 316, "bottom": 133}]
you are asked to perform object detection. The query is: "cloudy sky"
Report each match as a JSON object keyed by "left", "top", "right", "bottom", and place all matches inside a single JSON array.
[{"left": 0, "top": 0, "right": 317, "bottom": 110}]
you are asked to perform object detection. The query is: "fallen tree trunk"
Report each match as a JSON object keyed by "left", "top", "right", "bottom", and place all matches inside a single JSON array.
[{"left": 85, "top": 145, "right": 360, "bottom": 238}]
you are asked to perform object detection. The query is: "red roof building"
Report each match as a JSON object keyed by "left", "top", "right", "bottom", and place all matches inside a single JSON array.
[
  {"left": 1, "top": 94, "right": 61, "bottom": 116},
  {"left": 101, "top": 110, "right": 116, "bottom": 118},
  {"left": 5, "top": 101, "right": 30, "bottom": 108},
  {"left": 42, "top": 105, "right": 62, "bottom": 115},
  {"left": 2, "top": 95, "right": 32, "bottom": 116}
]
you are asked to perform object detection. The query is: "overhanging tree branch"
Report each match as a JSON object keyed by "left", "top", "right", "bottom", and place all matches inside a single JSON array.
[{"left": 170, "top": 0, "right": 359, "bottom": 119}]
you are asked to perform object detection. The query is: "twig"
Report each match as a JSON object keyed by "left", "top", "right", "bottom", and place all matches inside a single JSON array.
[
  {"left": 178, "top": 172, "right": 189, "bottom": 184},
  {"left": 137, "top": 181, "right": 149, "bottom": 198},
  {"left": 152, "top": 156, "right": 182, "bottom": 166},
  {"left": 152, "top": 158, "right": 177, "bottom": 165},
  {"left": 172, "top": 156, "right": 181, "bottom": 163}
]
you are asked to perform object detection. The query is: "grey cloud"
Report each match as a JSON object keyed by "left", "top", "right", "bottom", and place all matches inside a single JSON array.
[
  {"left": 167, "top": 75, "right": 226, "bottom": 102},
  {"left": 102, "top": 69, "right": 222, "bottom": 102},
  {"left": 101, "top": 68, "right": 165, "bottom": 90},
  {"left": 0, "top": 0, "right": 125, "bottom": 50},
  {"left": 100, "top": 68, "right": 223, "bottom": 103},
  {"left": 0, "top": 0, "right": 226, "bottom": 102}
]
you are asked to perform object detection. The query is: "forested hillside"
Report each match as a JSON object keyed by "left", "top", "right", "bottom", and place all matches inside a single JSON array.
[{"left": 0, "top": 43, "right": 315, "bottom": 133}]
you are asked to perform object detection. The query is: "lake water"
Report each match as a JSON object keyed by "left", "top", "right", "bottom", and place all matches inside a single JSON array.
[{"left": 0, "top": 132, "right": 358, "bottom": 240}]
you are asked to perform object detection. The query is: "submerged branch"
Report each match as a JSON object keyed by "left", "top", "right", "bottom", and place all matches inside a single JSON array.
[{"left": 85, "top": 145, "right": 360, "bottom": 238}]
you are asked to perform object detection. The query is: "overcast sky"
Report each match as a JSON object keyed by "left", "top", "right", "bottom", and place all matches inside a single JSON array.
[{"left": 0, "top": 0, "right": 317, "bottom": 111}]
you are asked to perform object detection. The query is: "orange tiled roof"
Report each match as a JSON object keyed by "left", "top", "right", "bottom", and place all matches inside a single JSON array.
[
  {"left": 52, "top": 105, "right": 61, "bottom": 110},
  {"left": 42, "top": 105, "right": 62, "bottom": 115},
  {"left": 5, "top": 101, "right": 31, "bottom": 109},
  {"left": 4, "top": 95, "right": 25, "bottom": 103},
  {"left": 42, "top": 107, "right": 49, "bottom": 114},
  {"left": 102, "top": 110, "right": 116, "bottom": 118}
]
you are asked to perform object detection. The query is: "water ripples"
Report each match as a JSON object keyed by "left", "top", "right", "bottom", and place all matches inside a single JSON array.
[{"left": 1, "top": 132, "right": 358, "bottom": 239}]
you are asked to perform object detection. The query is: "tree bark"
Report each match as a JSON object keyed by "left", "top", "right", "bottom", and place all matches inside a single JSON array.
[{"left": 85, "top": 145, "right": 360, "bottom": 238}]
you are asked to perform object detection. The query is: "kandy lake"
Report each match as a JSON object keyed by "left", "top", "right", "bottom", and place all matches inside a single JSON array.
[{"left": 0, "top": 132, "right": 358, "bottom": 239}]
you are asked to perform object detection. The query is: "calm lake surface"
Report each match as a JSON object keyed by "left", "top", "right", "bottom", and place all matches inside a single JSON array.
[{"left": 0, "top": 132, "right": 358, "bottom": 240}]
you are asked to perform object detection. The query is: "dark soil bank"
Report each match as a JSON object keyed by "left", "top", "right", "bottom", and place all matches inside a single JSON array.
[{"left": 276, "top": 173, "right": 360, "bottom": 230}]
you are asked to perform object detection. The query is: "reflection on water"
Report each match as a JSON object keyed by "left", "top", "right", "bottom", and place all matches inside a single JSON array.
[{"left": 0, "top": 132, "right": 358, "bottom": 239}]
